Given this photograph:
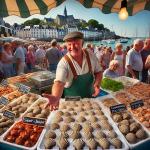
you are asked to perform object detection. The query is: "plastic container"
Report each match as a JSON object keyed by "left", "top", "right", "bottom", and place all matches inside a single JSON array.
[
  {"left": 29, "top": 71, "right": 55, "bottom": 88},
  {"left": 97, "top": 98, "right": 150, "bottom": 149},
  {"left": 113, "top": 76, "right": 139, "bottom": 87},
  {"left": 37, "top": 99, "right": 129, "bottom": 150},
  {"left": 1, "top": 120, "right": 45, "bottom": 150}
]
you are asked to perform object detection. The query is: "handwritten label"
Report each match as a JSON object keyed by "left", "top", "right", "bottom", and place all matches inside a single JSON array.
[
  {"left": 130, "top": 100, "right": 144, "bottom": 110},
  {"left": 18, "top": 84, "right": 30, "bottom": 93},
  {"left": 0, "top": 97, "right": 9, "bottom": 105},
  {"left": 3, "top": 110, "right": 15, "bottom": 120},
  {"left": 65, "top": 96, "right": 81, "bottom": 101},
  {"left": 110, "top": 104, "right": 127, "bottom": 113},
  {"left": 23, "top": 117, "right": 46, "bottom": 126},
  {"left": 0, "top": 79, "right": 8, "bottom": 86}
]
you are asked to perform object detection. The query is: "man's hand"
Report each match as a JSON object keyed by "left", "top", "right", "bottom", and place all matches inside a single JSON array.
[
  {"left": 42, "top": 94, "right": 59, "bottom": 110},
  {"left": 92, "top": 85, "right": 100, "bottom": 97}
]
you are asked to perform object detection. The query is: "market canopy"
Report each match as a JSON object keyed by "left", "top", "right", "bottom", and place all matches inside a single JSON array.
[{"left": 0, "top": 0, "right": 150, "bottom": 18}]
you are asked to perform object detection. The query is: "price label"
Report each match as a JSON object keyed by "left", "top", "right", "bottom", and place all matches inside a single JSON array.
[
  {"left": 110, "top": 104, "right": 127, "bottom": 113},
  {"left": 3, "top": 110, "right": 15, "bottom": 120},
  {"left": 18, "top": 84, "right": 30, "bottom": 93},
  {"left": 23, "top": 117, "right": 46, "bottom": 126},
  {"left": 0, "top": 96, "right": 9, "bottom": 105},
  {"left": 65, "top": 96, "right": 81, "bottom": 101},
  {"left": 130, "top": 100, "right": 144, "bottom": 110},
  {"left": 0, "top": 79, "right": 8, "bottom": 86}
]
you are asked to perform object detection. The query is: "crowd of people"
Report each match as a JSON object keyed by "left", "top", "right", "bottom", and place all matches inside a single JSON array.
[{"left": 0, "top": 35, "right": 150, "bottom": 84}]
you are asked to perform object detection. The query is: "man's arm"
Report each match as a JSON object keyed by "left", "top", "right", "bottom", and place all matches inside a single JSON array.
[
  {"left": 52, "top": 81, "right": 65, "bottom": 99},
  {"left": 93, "top": 71, "right": 103, "bottom": 97},
  {"left": 127, "top": 65, "right": 136, "bottom": 79}
]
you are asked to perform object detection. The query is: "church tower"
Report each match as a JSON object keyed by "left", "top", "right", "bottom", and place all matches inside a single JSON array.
[{"left": 64, "top": 6, "right": 67, "bottom": 17}]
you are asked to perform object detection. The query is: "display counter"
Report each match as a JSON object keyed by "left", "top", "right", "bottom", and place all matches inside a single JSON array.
[{"left": 0, "top": 74, "right": 149, "bottom": 150}]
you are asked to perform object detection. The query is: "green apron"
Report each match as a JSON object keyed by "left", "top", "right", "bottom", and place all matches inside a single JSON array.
[{"left": 63, "top": 50, "right": 94, "bottom": 98}]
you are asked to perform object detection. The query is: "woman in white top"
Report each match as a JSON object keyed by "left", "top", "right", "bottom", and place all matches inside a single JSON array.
[
  {"left": 1, "top": 43, "right": 14, "bottom": 77},
  {"left": 111, "top": 43, "right": 126, "bottom": 76}
]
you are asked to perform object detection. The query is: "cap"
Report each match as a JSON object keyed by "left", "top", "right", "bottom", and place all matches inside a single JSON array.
[{"left": 63, "top": 31, "right": 84, "bottom": 41}]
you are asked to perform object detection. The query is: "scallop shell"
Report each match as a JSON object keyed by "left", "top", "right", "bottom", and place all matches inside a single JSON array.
[
  {"left": 77, "top": 116, "right": 86, "bottom": 122},
  {"left": 72, "top": 123, "right": 82, "bottom": 131},
  {"left": 70, "top": 131, "right": 81, "bottom": 140},
  {"left": 136, "top": 129, "right": 146, "bottom": 139},
  {"left": 119, "top": 124, "right": 129, "bottom": 134},
  {"left": 73, "top": 139, "right": 85, "bottom": 150},
  {"left": 58, "top": 137, "right": 69, "bottom": 149},
  {"left": 50, "top": 123, "right": 60, "bottom": 130},
  {"left": 63, "top": 112, "right": 71, "bottom": 117},
  {"left": 107, "top": 130, "right": 117, "bottom": 138},
  {"left": 60, "top": 132, "right": 69, "bottom": 139},
  {"left": 45, "top": 130, "right": 56, "bottom": 139},
  {"left": 91, "top": 123, "right": 101, "bottom": 129},
  {"left": 86, "top": 138, "right": 98, "bottom": 149},
  {"left": 111, "top": 138, "right": 122, "bottom": 149},
  {"left": 89, "top": 116, "right": 98, "bottom": 123},
  {"left": 126, "top": 133, "right": 137, "bottom": 143},
  {"left": 98, "top": 138, "right": 110, "bottom": 149},
  {"left": 113, "top": 114, "right": 123, "bottom": 122},
  {"left": 60, "top": 124, "right": 70, "bottom": 132},
  {"left": 83, "top": 131, "right": 93, "bottom": 139},
  {"left": 44, "top": 138, "right": 56, "bottom": 149},
  {"left": 64, "top": 117, "right": 75, "bottom": 123},
  {"left": 94, "top": 131, "right": 106, "bottom": 139}
]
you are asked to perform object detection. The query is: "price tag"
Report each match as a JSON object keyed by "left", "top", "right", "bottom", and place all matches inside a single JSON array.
[
  {"left": 0, "top": 96, "right": 9, "bottom": 105},
  {"left": 3, "top": 110, "right": 15, "bottom": 120},
  {"left": 65, "top": 96, "right": 81, "bottom": 101},
  {"left": 110, "top": 104, "right": 127, "bottom": 113},
  {"left": 0, "top": 79, "right": 8, "bottom": 86},
  {"left": 23, "top": 117, "right": 46, "bottom": 127},
  {"left": 130, "top": 100, "right": 144, "bottom": 110},
  {"left": 18, "top": 84, "right": 30, "bottom": 93}
]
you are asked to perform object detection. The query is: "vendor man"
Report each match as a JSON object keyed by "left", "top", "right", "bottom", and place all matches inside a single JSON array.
[{"left": 44, "top": 31, "right": 103, "bottom": 107}]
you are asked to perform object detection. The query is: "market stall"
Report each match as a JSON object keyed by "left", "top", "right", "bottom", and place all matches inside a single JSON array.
[{"left": 0, "top": 74, "right": 149, "bottom": 150}]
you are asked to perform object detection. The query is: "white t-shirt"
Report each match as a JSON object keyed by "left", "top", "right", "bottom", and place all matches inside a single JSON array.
[{"left": 55, "top": 50, "right": 102, "bottom": 88}]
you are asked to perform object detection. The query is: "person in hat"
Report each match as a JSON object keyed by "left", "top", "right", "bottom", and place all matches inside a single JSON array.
[
  {"left": 45, "top": 39, "right": 62, "bottom": 72},
  {"left": 43, "top": 31, "right": 103, "bottom": 107}
]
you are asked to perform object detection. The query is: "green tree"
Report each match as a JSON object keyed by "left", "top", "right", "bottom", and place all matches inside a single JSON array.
[
  {"left": 97, "top": 24, "right": 104, "bottom": 31},
  {"left": 88, "top": 19, "right": 99, "bottom": 29},
  {"left": 23, "top": 18, "right": 41, "bottom": 26}
]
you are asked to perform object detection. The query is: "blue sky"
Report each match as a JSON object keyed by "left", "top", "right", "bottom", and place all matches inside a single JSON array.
[{"left": 3, "top": 0, "right": 150, "bottom": 37}]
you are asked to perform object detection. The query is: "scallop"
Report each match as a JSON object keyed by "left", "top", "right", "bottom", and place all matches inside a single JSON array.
[{"left": 111, "top": 138, "right": 122, "bottom": 149}]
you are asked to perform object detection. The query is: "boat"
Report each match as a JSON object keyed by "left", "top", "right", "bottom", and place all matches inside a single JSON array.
[
  {"left": 107, "top": 39, "right": 115, "bottom": 44},
  {"left": 119, "top": 38, "right": 128, "bottom": 43}
]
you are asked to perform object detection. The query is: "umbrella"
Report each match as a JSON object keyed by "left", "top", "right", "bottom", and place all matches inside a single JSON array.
[
  {"left": 0, "top": 0, "right": 149, "bottom": 18},
  {"left": 0, "top": 0, "right": 65, "bottom": 18},
  {"left": 77, "top": 0, "right": 150, "bottom": 16}
]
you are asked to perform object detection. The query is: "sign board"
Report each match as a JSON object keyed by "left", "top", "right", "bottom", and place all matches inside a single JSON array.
[
  {"left": 0, "top": 79, "right": 8, "bottom": 86},
  {"left": 3, "top": 110, "right": 15, "bottom": 120},
  {"left": 0, "top": 96, "right": 9, "bottom": 105},
  {"left": 110, "top": 104, "right": 127, "bottom": 113},
  {"left": 18, "top": 84, "right": 30, "bottom": 93},
  {"left": 65, "top": 96, "right": 81, "bottom": 101},
  {"left": 130, "top": 100, "right": 144, "bottom": 110},
  {"left": 22, "top": 117, "right": 46, "bottom": 126}
]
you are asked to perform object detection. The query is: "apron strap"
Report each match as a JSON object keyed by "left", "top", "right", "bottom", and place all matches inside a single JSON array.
[
  {"left": 64, "top": 55, "right": 78, "bottom": 79},
  {"left": 84, "top": 50, "right": 92, "bottom": 73}
]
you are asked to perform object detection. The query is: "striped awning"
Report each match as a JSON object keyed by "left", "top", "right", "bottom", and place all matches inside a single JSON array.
[
  {"left": 0, "top": 0, "right": 149, "bottom": 18},
  {"left": 0, "top": 0, "right": 65, "bottom": 18},
  {"left": 77, "top": 0, "right": 150, "bottom": 16}
]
